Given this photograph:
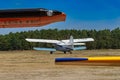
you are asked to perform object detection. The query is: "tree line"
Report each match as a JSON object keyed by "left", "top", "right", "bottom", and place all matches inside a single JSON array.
[{"left": 0, "top": 27, "right": 119, "bottom": 50}]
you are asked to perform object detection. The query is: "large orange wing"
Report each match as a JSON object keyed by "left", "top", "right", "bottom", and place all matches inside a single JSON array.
[{"left": 0, "top": 8, "right": 66, "bottom": 28}]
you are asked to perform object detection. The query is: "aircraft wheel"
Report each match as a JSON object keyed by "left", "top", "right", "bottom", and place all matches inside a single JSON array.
[
  {"left": 64, "top": 51, "right": 66, "bottom": 54},
  {"left": 50, "top": 51, "right": 53, "bottom": 54}
]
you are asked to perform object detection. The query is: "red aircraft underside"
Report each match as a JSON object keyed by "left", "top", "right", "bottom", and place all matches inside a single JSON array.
[{"left": 0, "top": 8, "right": 66, "bottom": 28}]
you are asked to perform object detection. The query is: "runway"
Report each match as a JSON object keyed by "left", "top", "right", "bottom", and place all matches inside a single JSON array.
[{"left": 0, "top": 50, "right": 120, "bottom": 80}]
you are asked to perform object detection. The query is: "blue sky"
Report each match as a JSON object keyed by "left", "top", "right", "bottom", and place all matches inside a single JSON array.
[{"left": 0, "top": 0, "right": 120, "bottom": 34}]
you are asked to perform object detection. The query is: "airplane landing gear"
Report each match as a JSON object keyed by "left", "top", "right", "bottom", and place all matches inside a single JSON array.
[
  {"left": 50, "top": 51, "right": 53, "bottom": 54},
  {"left": 64, "top": 51, "right": 66, "bottom": 54}
]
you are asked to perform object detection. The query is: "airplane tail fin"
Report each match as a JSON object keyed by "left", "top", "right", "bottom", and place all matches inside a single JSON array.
[{"left": 69, "top": 35, "right": 74, "bottom": 49}]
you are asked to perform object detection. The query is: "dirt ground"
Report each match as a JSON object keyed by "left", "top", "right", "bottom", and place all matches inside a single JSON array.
[{"left": 0, "top": 49, "right": 120, "bottom": 80}]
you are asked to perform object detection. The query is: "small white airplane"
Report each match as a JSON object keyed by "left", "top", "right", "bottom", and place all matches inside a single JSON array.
[{"left": 25, "top": 36, "right": 94, "bottom": 54}]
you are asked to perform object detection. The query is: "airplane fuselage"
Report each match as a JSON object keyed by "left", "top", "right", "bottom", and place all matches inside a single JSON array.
[{"left": 53, "top": 44, "right": 73, "bottom": 52}]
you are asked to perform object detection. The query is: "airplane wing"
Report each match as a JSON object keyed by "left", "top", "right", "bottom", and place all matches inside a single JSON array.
[
  {"left": 73, "top": 38, "right": 94, "bottom": 43},
  {"left": 73, "top": 46, "right": 87, "bottom": 50},
  {"left": 73, "top": 43, "right": 86, "bottom": 45},
  {"left": 62, "top": 38, "right": 94, "bottom": 43},
  {"left": 33, "top": 47, "right": 56, "bottom": 51},
  {"left": 0, "top": 8, "right": 66, "bottom": 28},
  {"left": 26, "top": 38, "right": 60, "bottom": 44}
]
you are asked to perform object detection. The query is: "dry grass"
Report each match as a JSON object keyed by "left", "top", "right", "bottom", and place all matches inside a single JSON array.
[{"left": 0, "top": 49, "right": 119, "bottom": 80}]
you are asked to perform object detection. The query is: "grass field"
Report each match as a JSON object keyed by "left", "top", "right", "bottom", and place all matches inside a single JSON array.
[{"left": 0, "top": 49, "right": 120, "bottom": 80}]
